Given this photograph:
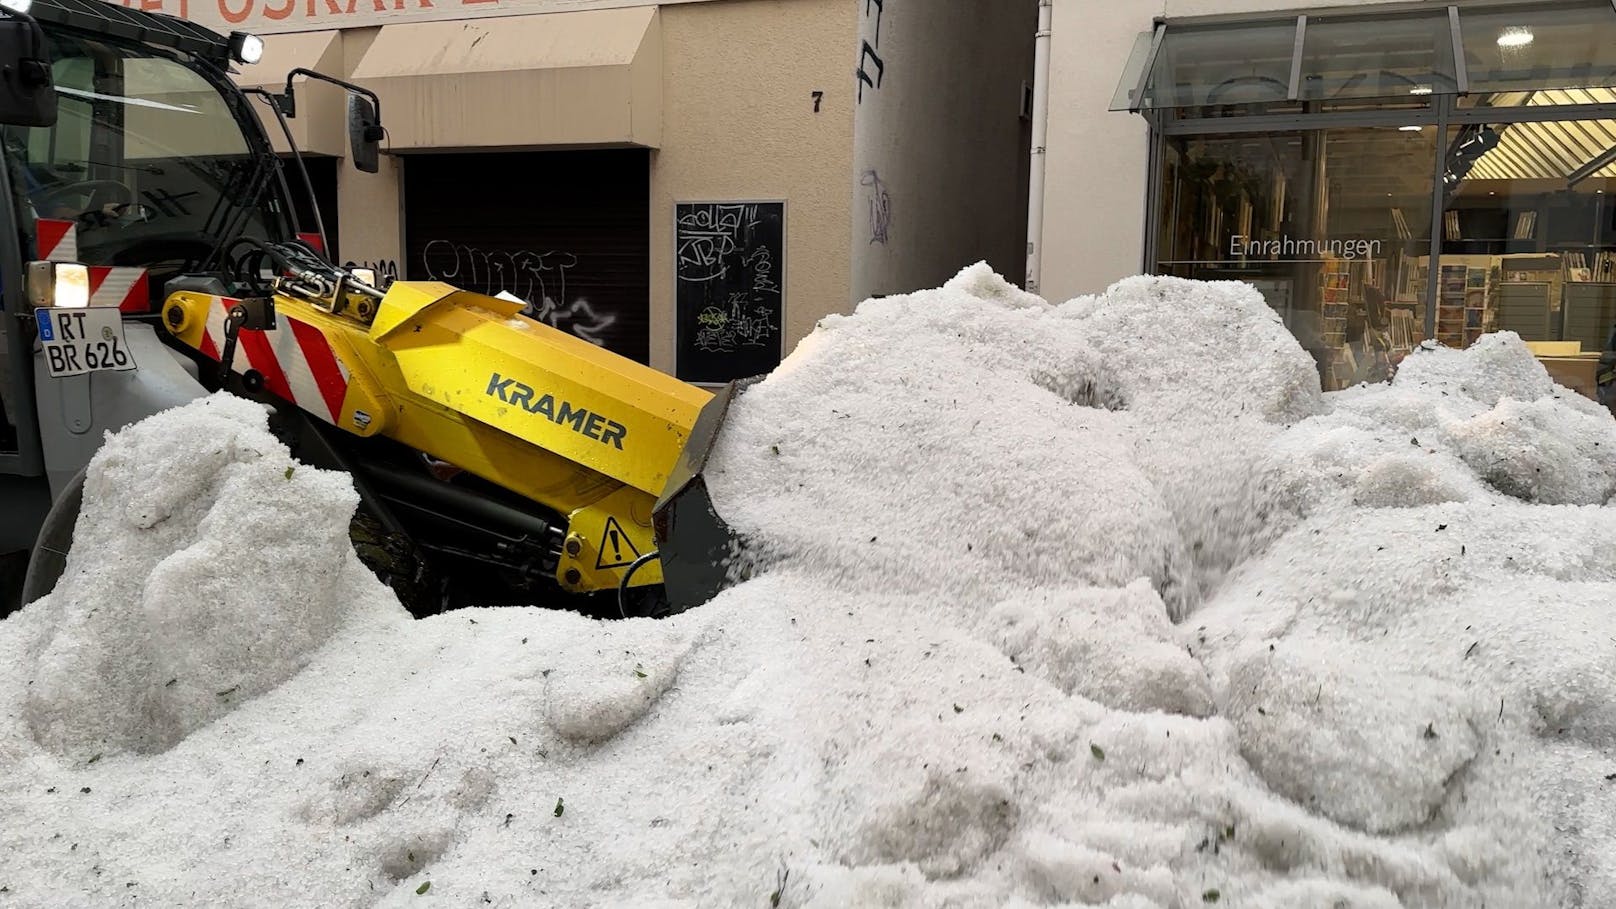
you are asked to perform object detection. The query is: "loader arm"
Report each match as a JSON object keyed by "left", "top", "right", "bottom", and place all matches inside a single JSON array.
[{"left": 161, "top": 272, "right": 714, "bottom": 606}]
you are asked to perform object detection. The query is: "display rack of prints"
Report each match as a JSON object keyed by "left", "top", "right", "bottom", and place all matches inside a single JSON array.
[
  {"left": 1436, "top": 264, "right": 1469, "bottom": 348},
  {"left": 1317, "top": 256, "right": 1360, "bottom": 390},
  {"left": 1319, "top": 257, "right": 1352, "bottom": 348}
]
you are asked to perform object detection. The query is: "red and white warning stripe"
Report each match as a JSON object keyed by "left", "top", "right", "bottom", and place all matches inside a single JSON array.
[
  {"left": 89, "top": 267, "right": 150, "bottom": 313},
  {"left": 199, "top": 297, "right": 351, "bottom": 425},
  {"left": 37, "top": 218, "right": 78, "bottom": 263},
  {"left": 36, "top": 219, "right": 346, "bottom": 419},
  {"left": 35, "top": 219, "right": 150, "bottom": 312}
]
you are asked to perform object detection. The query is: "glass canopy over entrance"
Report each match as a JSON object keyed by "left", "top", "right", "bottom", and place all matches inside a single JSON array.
[{"left": 1113, "top": 0, "right": 1616, "bottom": 114}]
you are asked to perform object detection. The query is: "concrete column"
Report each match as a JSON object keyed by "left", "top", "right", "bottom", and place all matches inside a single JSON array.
[
  {"left": 335, "top": 154, "right": 404, "bottom": 277},
  {"left": 334, "top": 28, "right": 404, "bottom": 279}
]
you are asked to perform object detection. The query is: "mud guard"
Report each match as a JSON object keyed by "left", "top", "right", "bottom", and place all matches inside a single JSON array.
[{"left": 652, "top": 375, "right": 764, "bottom": 614}]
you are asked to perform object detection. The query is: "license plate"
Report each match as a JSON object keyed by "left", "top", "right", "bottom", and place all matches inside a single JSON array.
[{"left": 35, "top": 307, "right": 137, "bottom": 378}]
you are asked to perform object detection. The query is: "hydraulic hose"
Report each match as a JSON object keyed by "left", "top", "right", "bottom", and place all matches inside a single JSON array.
[{"left": 616, "top": 550, "right": 661, "bottom": 620}]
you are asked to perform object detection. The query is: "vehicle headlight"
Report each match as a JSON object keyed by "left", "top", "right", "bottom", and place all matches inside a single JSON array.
[{"left": 27, "top": 261, "right": 89, "bottom": 309}]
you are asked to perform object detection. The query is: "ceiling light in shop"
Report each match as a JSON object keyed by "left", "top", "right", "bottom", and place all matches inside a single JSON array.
[
  {"left": 1400, "top": 125, "right": 1423, "bottom": 132},
  {"left": 1409, "top": 86, "right": 1434, "bottom": 96},
  {"left": 1497, "top": 28, "right": 1534, "bottom": 47}
]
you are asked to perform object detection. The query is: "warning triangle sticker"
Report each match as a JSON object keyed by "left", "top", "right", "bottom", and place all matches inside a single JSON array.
[{"left": 595, "top": 516, "right": 642, "bottom": 570}]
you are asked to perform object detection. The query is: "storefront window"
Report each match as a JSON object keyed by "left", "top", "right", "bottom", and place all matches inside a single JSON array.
[
  {"left": 1133, "top": 0, "right": 1616, "bottom": 399},
  {"left": 1156, "top": 127, "right": 1436, "bottom": 391},
  {"left": 1436, "top": 118, "right": 1616, "bottom": 363}
]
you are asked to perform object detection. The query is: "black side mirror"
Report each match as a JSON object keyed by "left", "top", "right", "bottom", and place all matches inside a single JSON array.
[
  {"left": 347, "top": 93, "right": 380, "bottom": 174},
  {"left": 284, "top": 68, "right": 383, "bottom": 174},
  {"left": 0, "top": 17, "right": 55, "bottom": 128}
]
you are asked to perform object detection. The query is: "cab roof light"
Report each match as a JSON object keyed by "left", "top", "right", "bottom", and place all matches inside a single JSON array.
[{"left": 227, "top": 31, "right": 263, "bottom": 66}]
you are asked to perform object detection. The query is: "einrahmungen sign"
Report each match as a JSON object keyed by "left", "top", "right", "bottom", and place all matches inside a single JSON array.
[{"left": 1230, "top": 235, "right": 1384, "bottom": 261}]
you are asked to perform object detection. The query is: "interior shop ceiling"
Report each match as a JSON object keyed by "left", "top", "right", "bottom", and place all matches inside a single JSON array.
[
  {"left": 1465, "top": 89, "right": 1616, "bottom": 182},
  {"left": 1176, "top": 93, "right": 1616, "bottom": 211}
]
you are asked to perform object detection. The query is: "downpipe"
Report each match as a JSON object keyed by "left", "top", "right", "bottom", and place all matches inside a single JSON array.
[{"left": 1025, "top": 0, "right": 1053, "bottom": 296}]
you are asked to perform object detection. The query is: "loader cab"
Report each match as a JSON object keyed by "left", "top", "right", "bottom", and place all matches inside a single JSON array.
[
  {"left": 1, "top": 32, "right": 294, "bottom": 274},
  {"left": 0, "top": 1, "right": 391, "bottom": 614},
  {"left": 0, "top": 7, "right": 298, "bottom": 474}
]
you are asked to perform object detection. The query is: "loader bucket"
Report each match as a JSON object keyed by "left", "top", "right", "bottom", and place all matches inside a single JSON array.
[{"left": 652, "top": 375, "right": 764, "bottom": 614}]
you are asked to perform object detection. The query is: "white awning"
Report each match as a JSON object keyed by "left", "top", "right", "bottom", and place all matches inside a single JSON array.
[{"left": 350, "top": 7, "right": 662, "bottom": 151}]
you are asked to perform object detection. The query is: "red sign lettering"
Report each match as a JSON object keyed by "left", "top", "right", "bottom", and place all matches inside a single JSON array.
[
  {"left": 217, "top": 0, "right": 252, "bottom": 24},
  {"left": 107, "top": 0, "right": 509, "bottom": 34},
  {"left": 120, "top": 0, "right": 190, "bottom": 17}
]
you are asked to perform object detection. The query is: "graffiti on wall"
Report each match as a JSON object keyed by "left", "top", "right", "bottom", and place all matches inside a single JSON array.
[
  {"left": 695, "top": 293, "right": 777, "bottom": 353},
  {"left": 695, "top": 244, "right": 780, "bottom": 353},
  {"left": 857, "top": 0, "right": 886, "bottom": 103},
  {"left": 344, "top": 258, "right": 400, "bottom": 288},
  {"left": 525, "top": 296, "right": 618, "bottom": 348},
  {"left": 419, "top": 241, "right": 618, "bottom": 346},
  {"left": 860, "top": 170, "right": 892, "bottom": 245},
  {"left": 675, "top": 206, "right": 750, "bottom": 284},
  {"left": 674, "top": 201, "right": 786, "bottom": 383}
]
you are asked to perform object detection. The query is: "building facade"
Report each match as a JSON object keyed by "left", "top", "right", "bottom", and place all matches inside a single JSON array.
[
  {"left": 114, "top": 0, "right": 1034, "bottom": 383},
  {"left": 1037, "top": 0, "right": 1616, "bottom": 396}
]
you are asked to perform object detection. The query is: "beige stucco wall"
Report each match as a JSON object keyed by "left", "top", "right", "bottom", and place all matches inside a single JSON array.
[
  {"left": 335, "top": 153, "right": 406, "bottom": 273},
  {"left": 850, "top": 0, "right": 1035, "bottom": 301},
  {"left": 649, "top": 0, "right": 856, "bottom": 374},
  {"left": 1039, "top": 0, "right": 1417, "bottom": 306}
]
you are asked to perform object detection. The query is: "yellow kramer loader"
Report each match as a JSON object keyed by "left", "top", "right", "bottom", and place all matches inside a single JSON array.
[
  {"left": 0, "top": 0, "right": 751, "bottom": 618},
  {"left": 152, "top": 250, "right": 753, "bottom": 618}
]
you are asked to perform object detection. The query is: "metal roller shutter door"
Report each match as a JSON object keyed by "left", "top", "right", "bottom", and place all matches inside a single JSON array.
[{"left": 404, "top": 148, "right": 650, "bottom": 364}]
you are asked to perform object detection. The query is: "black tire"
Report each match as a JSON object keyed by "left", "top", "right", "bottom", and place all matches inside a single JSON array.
[
  {"left": 0, "top": 549, "right": 28, "bottom": 619},
  {"left": 21, "top": 466, "right": 86, "bottom": 610},
  {"left": 348, "top": 507, "right": 450, "bottom": 619}
]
